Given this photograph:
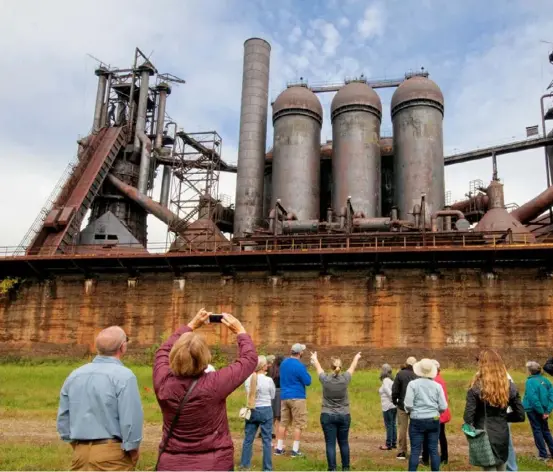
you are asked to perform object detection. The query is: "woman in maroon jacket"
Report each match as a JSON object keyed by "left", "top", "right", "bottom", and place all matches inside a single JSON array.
[{"left": 153, "top": 309, "right": 258, "bottom": 471}]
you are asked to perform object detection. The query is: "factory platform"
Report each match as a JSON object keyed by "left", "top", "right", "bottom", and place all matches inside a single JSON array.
[{"left": 1, "top": 234, "right": 553, "bottom": 278}]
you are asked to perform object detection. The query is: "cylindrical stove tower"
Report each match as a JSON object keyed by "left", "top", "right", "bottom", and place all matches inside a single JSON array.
[
  {"left": 331, "top": 82, "right": 382, "bottom": 217},
  {"left": 391, "top": 76, "right": 445, "bottom": 227},
  {"left": 271, "top": 86, "right": 322, "bottom": 220},
  {"left": 233, "top": 38, "right": 271, "bottom": 237}
]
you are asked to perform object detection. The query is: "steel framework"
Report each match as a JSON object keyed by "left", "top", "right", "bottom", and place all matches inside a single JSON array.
[{"left": 166, "top": 130, "right": 224, "bottom": 246}]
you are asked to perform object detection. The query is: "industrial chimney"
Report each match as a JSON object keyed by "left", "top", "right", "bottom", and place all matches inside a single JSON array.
[{"left": 233, "top": 38, "right": 271, "bottom": 237}]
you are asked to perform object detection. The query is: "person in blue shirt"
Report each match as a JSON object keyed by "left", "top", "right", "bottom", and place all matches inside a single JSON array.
[
  {"left": 56, "top": 326, "right": 144, "bottom": 471},
  {"left": 522, "top": 361, "right": 553, "bottom": 460},
  {"left": 275, "top": 343, "right": 312, "bottom": 457}
]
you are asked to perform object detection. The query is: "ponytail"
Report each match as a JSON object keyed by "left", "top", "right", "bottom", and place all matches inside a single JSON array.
[{"left": 331, "top": 357, "right": 343, "bottom": 377}]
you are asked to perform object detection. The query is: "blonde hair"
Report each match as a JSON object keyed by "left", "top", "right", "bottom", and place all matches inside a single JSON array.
[
  {"left": 247, "top": 356, "right": 267, "bottom": 409},
  {"left": 331, "top": 357, "right": 342, "bottom": 377},
  {"left": 471, "top": 349, "right": 510, "bottom": 408},
  {"left": 169, "top": 332, "right": 212, "bottom": 377}
]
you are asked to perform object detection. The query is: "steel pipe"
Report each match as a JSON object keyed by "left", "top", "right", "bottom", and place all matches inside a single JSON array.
[
  {"left": 156, "top": 83, "right": 171, "bottom": 207},
  {"left": 430, "top": 210, "right": 465, "bottom": 232},
  {"left": 92, "top": 67, "right": 109, "bottom": 132},
  {"left": 511, "top": 185, "right": 553, "bottom": 224},
  {"left": 282, "top": 220, "right": 319, "bottom": 234},
  {"left": 107, "top": 173, "right": 187, "bottom": 234},
  {"left": 135, "top": 62, "right": 155, "bottom": 194},
  {"left": 352, "top": 217, "right": 392, "bottom": 231}
]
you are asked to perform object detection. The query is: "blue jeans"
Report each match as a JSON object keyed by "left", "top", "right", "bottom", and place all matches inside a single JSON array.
[
  {"left": 408, "top": 418, "right": 440, "bottom": 471},
  {"left": 528, "top": 410, "right": 553, "bottom": 459},
  {"left": 240, "top": 406, "right": 273, "bottom": 471},
  {"left": 383, "top": 409, "right": 397, "bottom": 448},
  {"left": 321, "top": 413, "right": 351, "bottom": 471},
  {"left": 506, "top": 423, "right": 517, "bottom": 471}
]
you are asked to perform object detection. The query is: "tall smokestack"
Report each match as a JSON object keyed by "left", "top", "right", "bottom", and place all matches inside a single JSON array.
[
  {"left": 92, "top": 67, "right": 109, "bottom": 132},
  {"left": 233, "top": 38, "right": 271, "bottom": 237}
]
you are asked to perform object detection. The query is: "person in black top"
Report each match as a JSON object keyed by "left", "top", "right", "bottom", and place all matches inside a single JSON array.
[
  {"left": 544, "top": 357, "right": 553, "bottom": 376},
  {"left": 392, "top": 356, "right": 418, "bottom": 460},
  {"left": 268, "top": 355, "right": 284, "bottom": 440},
  {"left": 463, "top": 349, "right": 525, "bottom": 471}
]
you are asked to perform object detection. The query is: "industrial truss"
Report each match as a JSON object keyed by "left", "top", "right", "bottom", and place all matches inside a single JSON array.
[{"left": 166, "top": 130, "right": 225, "bottom": 247}]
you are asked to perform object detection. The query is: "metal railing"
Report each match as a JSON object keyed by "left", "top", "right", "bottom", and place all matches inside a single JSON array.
[
  {"left": 0, "top": 232, "right": 551, "bottom": 259},
  {"left": 13, "top": 159, "right": 79, "bottom": 256}
]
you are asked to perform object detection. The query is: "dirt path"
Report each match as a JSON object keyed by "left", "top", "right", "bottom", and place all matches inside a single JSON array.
[{"left": 0, "top": 417, "right": 540, "bottom": 457}]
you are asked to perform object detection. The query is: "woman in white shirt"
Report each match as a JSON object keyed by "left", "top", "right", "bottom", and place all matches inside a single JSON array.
[
  {"left": 379, "top": 363, "right": 397, "bottom": 451},
  {"left": 239, "top": 356, "right": 276, "bottom": 471}
]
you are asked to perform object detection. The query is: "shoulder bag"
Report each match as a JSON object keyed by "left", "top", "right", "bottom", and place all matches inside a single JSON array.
[
  {"left": 463, "top": 403, "right": 497, "bottom": 467},
  {"left": 155, "top": 379, "right": 199, "bottom": 471},
  {"left": 239, "top": 373, "right": 257, "bottom": 420}
]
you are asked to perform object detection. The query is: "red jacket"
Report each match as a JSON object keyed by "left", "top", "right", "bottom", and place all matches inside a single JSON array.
[
  {"left": 153, "top": 325, "right": 257, "bottom": 471},
  {"left": 435, "top": 373, "right": 451, "bottom": 423}
]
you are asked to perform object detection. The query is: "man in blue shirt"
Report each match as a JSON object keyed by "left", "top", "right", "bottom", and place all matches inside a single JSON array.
[
  {"left": 57, "top": 326, "right": 143, "bottom": 471},
  {"left": 275, "top": 343, "right": 312, "bottom": 457}
]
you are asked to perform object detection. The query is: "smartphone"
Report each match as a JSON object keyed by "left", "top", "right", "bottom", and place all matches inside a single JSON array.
[{"left": 209, "top": 314, "right": 224, "bottom": 323}]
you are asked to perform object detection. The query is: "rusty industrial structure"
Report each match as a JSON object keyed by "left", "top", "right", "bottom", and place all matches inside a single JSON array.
[{"left": 4, "top": 39, "right": 553, "bottom": 362}]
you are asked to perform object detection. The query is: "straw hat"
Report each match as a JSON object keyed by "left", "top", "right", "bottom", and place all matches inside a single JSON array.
[{"left": 413, "top": 358, "right": 438, "bottom": 379}]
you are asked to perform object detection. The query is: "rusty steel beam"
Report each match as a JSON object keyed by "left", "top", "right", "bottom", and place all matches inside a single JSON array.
[{"left": 444, "top": 135, "right": 553, "bottom": 165}]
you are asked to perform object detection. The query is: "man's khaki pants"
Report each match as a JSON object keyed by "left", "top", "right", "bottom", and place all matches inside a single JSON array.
[
  {"left": 71, "top": 441, "right": 135, "bottom": 471},
  {"left": 397, "top": 408, "right": 410, "bottom": 454}
]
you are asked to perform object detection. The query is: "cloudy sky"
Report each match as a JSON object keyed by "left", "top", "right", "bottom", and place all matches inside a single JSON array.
[{"left": 1, "top": 0, "right": 552, "bottom": 248}]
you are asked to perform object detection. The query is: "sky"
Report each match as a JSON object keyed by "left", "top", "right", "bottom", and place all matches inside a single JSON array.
[{"left": 1, "top": 0, "right": 553, "bottom": 247}]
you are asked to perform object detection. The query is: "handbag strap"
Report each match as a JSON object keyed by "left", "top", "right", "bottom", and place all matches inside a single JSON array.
[{"left": 155, "top": 379, "right": 199, "bottom": 471}]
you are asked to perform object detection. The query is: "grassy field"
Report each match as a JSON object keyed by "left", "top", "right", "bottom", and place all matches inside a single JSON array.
[{"left": 0, "top": 361, "right": 549, "bottom": 471}]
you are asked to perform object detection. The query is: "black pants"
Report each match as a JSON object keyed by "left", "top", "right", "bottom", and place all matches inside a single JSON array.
[
  {"left": 422, "top": 423, "right": 448, "bottom": 463},
  {"left": 321, "top": 413, "right": 351, "bottom": 471}
]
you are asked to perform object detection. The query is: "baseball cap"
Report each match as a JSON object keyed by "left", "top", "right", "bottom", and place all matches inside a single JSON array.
[
  {"left": 406, "top": 356, "right": 417, "bottom": 366},
  {"left": 291, "top": 343, "right": 306, "bottom": 354}
]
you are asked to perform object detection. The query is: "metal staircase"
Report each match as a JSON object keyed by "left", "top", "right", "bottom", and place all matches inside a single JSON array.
[{"left": 25, "top": 126, "right": 128, "bottom": 255}]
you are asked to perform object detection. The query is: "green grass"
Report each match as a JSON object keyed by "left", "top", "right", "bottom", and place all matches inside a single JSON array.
[
  {"left": 0, "top": 362, "right": 545, "bottom": 471},
  {"left": 0, "top": 362, "right": 531, "bottom": 432},
  {"left": 0, "top": 443, "right": 551, "bottom": 471}
]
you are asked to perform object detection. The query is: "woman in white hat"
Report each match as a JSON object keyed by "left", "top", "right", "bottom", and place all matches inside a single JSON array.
[{"left": 403, "top": 358, "right": 448, "bottom": 471}]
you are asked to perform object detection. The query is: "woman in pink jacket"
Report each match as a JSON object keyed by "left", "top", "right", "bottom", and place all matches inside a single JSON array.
[
  {"left": 421, "top": 360, "right": 450, "bottom": 466},
  {"left": 153, "top": 309, "right": 257, "bottom": 471}
]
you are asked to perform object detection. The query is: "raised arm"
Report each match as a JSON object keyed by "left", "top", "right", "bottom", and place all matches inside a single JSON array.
[
  {"left": 153, "top": 308, "right": 210, "bottom": 393},
  {"left": 310, "top": 352, "right": 324, "bottom": 377},
  {"left": 117, "top": 374, "right": 144, "bottom": 452},
  {"left": 210, "top": 313, "right": 258, "bottom": 400},
  {"left": 347, "top": 352, "right": 362, "bottom": 376}
]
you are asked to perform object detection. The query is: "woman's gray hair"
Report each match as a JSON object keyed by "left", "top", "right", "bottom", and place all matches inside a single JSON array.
[
  {"left": 380, "top": 363, "right": 393, "bottom": 380},
  {"left": 526, "top": 361, "right": 542, "bottom": 375}
]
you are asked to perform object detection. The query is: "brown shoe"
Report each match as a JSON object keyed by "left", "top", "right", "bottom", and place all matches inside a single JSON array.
[{"left": 379, "top": 445, "right": 392, "bottom": 451}]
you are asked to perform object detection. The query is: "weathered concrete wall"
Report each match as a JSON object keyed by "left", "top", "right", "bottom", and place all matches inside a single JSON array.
[{"left": 1, "top": 269, "right": 552, "bottom": 367}]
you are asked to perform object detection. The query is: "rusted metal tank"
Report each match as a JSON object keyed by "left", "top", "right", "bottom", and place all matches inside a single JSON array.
[
  {"left": 271, "top": 85, "right": 322, "bottom": 220},
  {"left": 234, "top": 38, "right": 271, "bottom": 236},
  {"left": 331, "top": 82, "right": 382, "bottom": 217},
  {"left": 391, "top": 76, "right": 445, "bottom": 227}
]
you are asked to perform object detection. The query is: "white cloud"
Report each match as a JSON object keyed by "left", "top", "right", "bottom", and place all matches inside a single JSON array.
[
  {"left": 338, "top": 17, "right": 350, "bottom": 28},
  {"left": 357, "top": 4, "right": 385, "bottom": 39},
  {"left": 320, "top": 22, "right": 341, "bottom": 57},
  {"left": 288, "top": 26, "right": 302, "bottom": 44}
]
